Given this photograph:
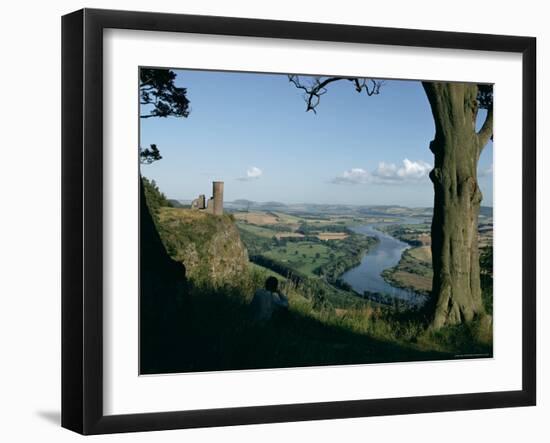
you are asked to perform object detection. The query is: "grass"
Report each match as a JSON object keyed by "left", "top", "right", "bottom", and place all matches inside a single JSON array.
[
  {"left": 408, "top": 245, "right": 432, "bottom": 262},
  {"left": 389, "top": 271, "right": 432, "bottom": 293},
  {"left": 155, "top": 207, "right": 250, "bottom": 284},
  {"left": 141, "top": 262, "right": 493, "bottom": 374},
  {"left": 237, "top": 223, "right": 283, "bottom": 238},
  {"left": 382, "top": 246, "right": 433, "bottom": 295},
  {"left": 141, "top": 265, "right": 458, "bottom": 374},
  {"left": 248, "top": 262, "right": 288, "bottom": 281},
  {"left": 233, "top": 211, "right": 279, "bottom": 225},
  {"left": 275, "top": 232, "right": 305, "bottom": 239},
  {"left": 237, "top": 220, "right": 349, "bottom": 242},
  {"left": 317, "top": 232, "right": 349, "bottom": 240},
  {"left": 271, "top": 211, "right": 303, "bottom": 225},
  {"left": 236, "top": 210, "right": 377, "bottom": 230},
  {"left": 417, "top": 316, "right": 493, "bottom": 355}
]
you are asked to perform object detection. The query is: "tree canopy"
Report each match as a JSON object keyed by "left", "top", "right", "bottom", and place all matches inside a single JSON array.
[
  {"left": 140, "top": 143, "right": 162, "bottom": 165},
  {"left": 140, "top": 68, "right": 191, "bottom": 119},
  {"left": 139, "top": 68, "right": 191, "bottom": 164}
]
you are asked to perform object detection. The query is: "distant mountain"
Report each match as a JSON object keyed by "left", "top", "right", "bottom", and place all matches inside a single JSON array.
[
  {"left": 226, "top": 199, "right": 288, "bottom": 211},
  {"left": 231, "top": 199, "right": 255, "bottom": 206},
  {"left": 225, "top": 199, "right": 493, "bottom": 219},
  {"left": 259, "top": 201, "right": 287, "bottom": 208},
  {"left": 357, "top": 206, "right": 431, "bottom": 218},
  {"left": 226, "top": 200, "right": 438, "bottom": 216},
  {"left": 168, "top": 199, "right": 186, "bottom": 208}
]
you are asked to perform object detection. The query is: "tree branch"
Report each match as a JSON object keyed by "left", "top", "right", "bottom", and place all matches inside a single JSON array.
[
  {"left": 288, "top": 75, "right": 382, "bottom": 113},
  {"left": 477, "top": 105, "right": 493, "bottom": 150}
]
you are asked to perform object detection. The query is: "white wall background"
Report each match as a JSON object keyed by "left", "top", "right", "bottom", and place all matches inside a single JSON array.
[{"left": 0, "top": 0, "right": 546, "bottom": 441}]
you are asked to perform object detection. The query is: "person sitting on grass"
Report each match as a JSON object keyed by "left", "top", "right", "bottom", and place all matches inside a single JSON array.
[{"left": 250, "top": 276, "right": 289, "bottom": 322}]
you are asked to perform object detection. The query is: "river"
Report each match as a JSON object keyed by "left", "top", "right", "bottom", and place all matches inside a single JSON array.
[{"left": 341, "top": 218, "right": 428, "bottom": 305}]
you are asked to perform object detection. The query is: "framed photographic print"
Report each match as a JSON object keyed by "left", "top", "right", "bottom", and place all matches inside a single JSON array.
[{"left": 61, "top": 8, "right": 536, "bottom": 435}]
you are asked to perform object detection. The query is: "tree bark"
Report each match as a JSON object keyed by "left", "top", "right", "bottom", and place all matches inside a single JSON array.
[{"left": 422, "top": 82, "right": 491, "bottom": 329}]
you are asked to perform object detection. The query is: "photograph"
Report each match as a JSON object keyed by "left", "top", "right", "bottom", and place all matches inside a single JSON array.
[{"left": 138, "top": 67, "right": 494, "bottom": 375}]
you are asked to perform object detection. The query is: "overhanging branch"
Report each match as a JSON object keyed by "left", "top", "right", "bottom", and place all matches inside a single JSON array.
[{"left": 288, "top": 75, "right": 383, "bottom": 113}]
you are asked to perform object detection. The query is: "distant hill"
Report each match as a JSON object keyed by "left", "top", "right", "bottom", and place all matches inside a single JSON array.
[
  {"left": 231, "top": 199, "right": 255, "bottom": 206},
  {"left": 225, "top": 199, "right": 286, "bottom": 210},
  {"left": 216, "top": 198, "right": 491, "bottom": 219},
  {"left": 167, "top": 199, "right": 187, "bottom": 208},
  {"left": 259, "top": 201, "right": 287, "bottom": 208}
]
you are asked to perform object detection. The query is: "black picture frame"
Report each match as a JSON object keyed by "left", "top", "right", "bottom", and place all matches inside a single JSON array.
[{"left": 61, "top": 8, "right": 536, "bottom": 435}]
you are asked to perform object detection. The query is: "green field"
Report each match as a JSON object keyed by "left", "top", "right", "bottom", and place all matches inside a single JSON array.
[
  {"left": 263, "top": 241, "right": 345, "bottom": 277},
  {"left": 270, "top": 211, "right": 304, "bottom": 225},
  {"left": 235, "top": 211, "right": 376, "bottom": 281},
  {"left": 234, "top": 210, "right": 379, "bottom": 310},
  {"left": 382, "top": 246, "right": 433, "bottom": 295},
  {"left": 237, "top": 222, "right": 283, "bottom": 238}
]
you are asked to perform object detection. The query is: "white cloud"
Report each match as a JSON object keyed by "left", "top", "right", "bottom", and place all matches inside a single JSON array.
[
  {"left": 478, "top": 164, "right": 493, "bottom": 177},
  {"left": 332, "top": 159, "right": 432, "bottom": 185},
  {"left": 331, "top": 168, "right": 371, "bottom": 185},
  {"left": 237, "top": 166, "right": 263, "bottom": 181}
]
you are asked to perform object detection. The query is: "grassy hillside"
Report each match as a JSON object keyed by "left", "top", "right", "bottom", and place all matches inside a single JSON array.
[
  {"left": 141, "top": 263, "right": 456, "bottom": 374},
  {"left": 157, "top": 208, "right": 249, "bottom": 286},
  {"left": 142, "top": 258, "right": 494, "bottom": 374},
  {"left": 141, "top": 190, "right": 493, "bottom": 374}
]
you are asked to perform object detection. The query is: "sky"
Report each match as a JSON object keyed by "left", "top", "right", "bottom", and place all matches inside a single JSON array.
[{"left": 140, "top": 69, "right": 493, "bottom": 207}]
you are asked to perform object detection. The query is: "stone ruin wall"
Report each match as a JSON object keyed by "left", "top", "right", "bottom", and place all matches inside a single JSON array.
[{"left": 191, "top": 182, "right": 223, "bottom": 215}]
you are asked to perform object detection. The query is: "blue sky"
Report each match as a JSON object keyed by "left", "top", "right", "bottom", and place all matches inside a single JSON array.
[{"left": 140, "top": 69, "right": 493, "bottom": 207}]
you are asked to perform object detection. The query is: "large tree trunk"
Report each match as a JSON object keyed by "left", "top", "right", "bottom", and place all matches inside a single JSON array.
[{"left": 422, "top": 82, "right": 492, "bottom": 329}]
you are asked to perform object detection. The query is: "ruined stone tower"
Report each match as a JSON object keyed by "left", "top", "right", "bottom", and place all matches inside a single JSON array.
[
  {"left": 211, "top": 181, "right": 224, "bottom": 215},
  {"left": 191, "top": 194, "right": 206, "bottom": 210},
  {"left": 193, "top": 181, "right": 224, "bottom": 215}
]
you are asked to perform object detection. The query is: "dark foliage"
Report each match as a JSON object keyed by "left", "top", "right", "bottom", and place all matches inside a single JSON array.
[
  {"left": 140, "top": 143, "right": 162, "bottom": 165},
  {"left": 140, "top": 68, "right": 191, "bottom": 119},
  {"left": 142, "top": 176, "right": 172, "bottom": 219},
  {"left": 477, "top": 84, "right": 494, "bottom": 110},
  {"left": 139, "top": 68, "right": 191, "bottom": 164},
  {"left": 480, "top": 246, "right": 493, "bottom": 315}
]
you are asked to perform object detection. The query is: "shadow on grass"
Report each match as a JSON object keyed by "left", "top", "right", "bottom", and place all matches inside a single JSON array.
[{"left": 140, "top": 281, "right": 452, "bottom": 375}]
